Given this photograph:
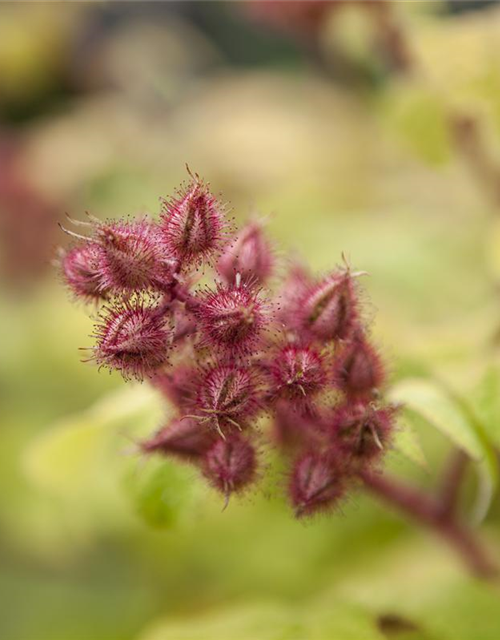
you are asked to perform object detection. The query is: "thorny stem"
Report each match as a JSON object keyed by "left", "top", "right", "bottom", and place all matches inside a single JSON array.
[{"left": 360, "top": 470, "right": 498, "bottom": 579}]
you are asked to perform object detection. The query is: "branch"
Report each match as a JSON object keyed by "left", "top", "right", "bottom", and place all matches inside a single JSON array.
[
  {"left": 436, "top": 449, "right": 469, "bottom": 520},
  {"left": 360, "top": 469, "right": 498, "bottom": 579}
]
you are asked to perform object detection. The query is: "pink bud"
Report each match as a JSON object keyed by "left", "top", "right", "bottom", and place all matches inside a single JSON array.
[
  {"left": 61, "top": 243, "right": 108, "bottom": 301},
  {"left": 92, "top": 300, "right": 171, "bottom": 380},
  {"left": 160, "top": 174, "right": 228, "bottom": 265},
  {"left": 334, "top": 333, "right": 385, "bottom": 398},
  {"left": 329, "top": 402, "right": 397, "bottom": 467},
  {"left": 140, "top": 417, "right": 216, "bottom": 461},
  {"left": 217, "top": 221, "right": 274, "bottom": 286},
  {"left": 194, "top": 363, "right": 260, "bottom": 436},
  {"left": 95, "top": 219, "right": 176, "bottom": 294},
  {"left": 276, "top": 262, "right": 312, "bottom": 328},
  {"left": 267, "top": 344, "right": 326, "bottom": 405},
  {"left": 294, "top": 270, "right": 359, "bottom": 342},
  {"left": 289, "top": 452, "right": 345, "bottom": 518},
  {"left": 201, "top": 433, "right": 257, "bottom": 496},
  {"left": 195, "top": 281, "right": 268, "bottom": 355}
]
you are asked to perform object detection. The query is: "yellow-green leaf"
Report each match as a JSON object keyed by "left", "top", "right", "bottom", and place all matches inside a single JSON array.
[
  {"left": 389, "top": 378, "right": 498, "bottom": 521},
  {"left": 392, "top": 418, "right": 428, "bottom": 469}
]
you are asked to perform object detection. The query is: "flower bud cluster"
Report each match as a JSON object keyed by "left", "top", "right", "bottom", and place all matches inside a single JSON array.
[{"left": 60, "top": 169, "right": 397, "bottom": 515}]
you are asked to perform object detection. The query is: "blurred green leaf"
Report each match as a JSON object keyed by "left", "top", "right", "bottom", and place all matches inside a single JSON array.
[
  {"left": 382, "top": 84, "right": 451, "bottom": 166},
  {"left": 471, "top": 364, "right": 500, "bottom": 447},
  {"left": 140, "top": 602, "right": 305, "bottom": 640},
  {"left": 392, "top": 419, "right": 427, "bottom": 469},
  {"left": 389, "top": 378, "right": 498, "bottom": 521},
  {"left": 23, "top": 385, "right": 162, "bottom": 495},
  {"left": 306, "top": 600, "right": 384, "bottom": 640},
  {"left": 123, "top": 456, "right": 199, "bottom": 530},
  {"left": 140, "top": 599, "right": 388, "bottom": 640}
]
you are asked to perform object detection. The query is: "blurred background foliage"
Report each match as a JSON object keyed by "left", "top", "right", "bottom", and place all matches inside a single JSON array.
[{"left": 2, "top": 1, "right": 500, "bottom": 639}]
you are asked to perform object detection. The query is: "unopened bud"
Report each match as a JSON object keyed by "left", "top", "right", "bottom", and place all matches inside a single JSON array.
[
  {"left": 268, "top": 344, "right": 326, "bottom": 405},
  {"left": 334, "top": 332, "right": 385, "bottom": 398},
  {"left": 194, "top": 364, "right": 260, "bottom": 436},
  {"left": 160, "top": 173, "right": 229, "bottom": 265},
  {"left": 140, "top": 417, "right": 216, "bottom": 461},
  {"left": 297, "top": 270, "right": 359, "bottom": 342},
  {"left": 217, "top": 221, "right": 274, "bottom": 286},
  {"left": 330, "top": 402, "right": 396, "bottom": 466},
  {"left": 92, "top": 300, "right": 171, "bottom": 380},
  {"left": 61, "top": 243, "right": 108, "bottom": 301},
  {"left": 289, "top": 452, "right": 345, "bottom": 518},
  {"left": 195, "top": 281, "right": 268, "bottom": 355},
  {"left": 201, "top": 432, "right": 257, "bottom": 496}
]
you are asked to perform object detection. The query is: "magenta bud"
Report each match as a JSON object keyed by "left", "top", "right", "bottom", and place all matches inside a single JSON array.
[
  {"left": 160, "top": 175, "right": 228, "bottom": 265},
  {"left": 268, "top": 344, "right": 326, "bottom": 405},
  {"left": 217, "top": 221, "right": 274, "bottom": 286},
  {"left": 296, "top": 270, "right": 359, "bottom": 342},
  {"left": 201, "top": 433, "right": 257, "bottom": 496},
  {"left": 289, "top": 452, "right": 345, "bottom": 518},
  {"left": 61, "top": 243, "right": 108, "bottom": 301},
  {"left": 194, "top": 363, "right": 260, "bottom": 436},
  {"left": 334, "top": 333, "right": 385, "bottom": 398},
  {"left": 277, "top": 262, "right": 313, "bottom": 327},
  {"left": 329, "top": 402, "right": 397, "bottom": 466},
  {"left": 140, "top": 417, "right": 216, "bottom": 461},
  {"left": 95, "top": 219, "right": 176, "bottom": 294},
  {"left": 195, "top": 281, "right": 268, "bottom": 355},
  {"left": 92, "top": 300, "right": 171, "bottom": 380}
]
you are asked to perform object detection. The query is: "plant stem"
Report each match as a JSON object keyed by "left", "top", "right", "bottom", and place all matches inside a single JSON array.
[
  {"left": 360, "top": 470, "right": 498, "bottom": 579},
  {"left": 437, "top": 449, "right": 469, "bottom": 520}
]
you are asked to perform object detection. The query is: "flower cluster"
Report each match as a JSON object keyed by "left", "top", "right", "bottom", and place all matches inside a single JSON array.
[{"left": 60, "top": 170, "right": 397, "bottom": 517}]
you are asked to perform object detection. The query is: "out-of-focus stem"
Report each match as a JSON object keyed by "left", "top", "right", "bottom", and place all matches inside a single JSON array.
[
  {"left": 437, "top": 449, "right": 469, "bottom": 520},
  {"left": 450, "top": 113, "right": 500, "bottom": 209},
  {"left": 360, "top": 470, "right": 498, "bottom": 579},
  {"left": 370, "top": 0, "right": 413, "bottom": 73}
]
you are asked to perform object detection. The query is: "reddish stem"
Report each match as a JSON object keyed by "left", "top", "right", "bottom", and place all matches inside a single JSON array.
[
  {"left": 360, "top": 470, "right": 497, "bottom": 579},
  {"left": 437, "top": 449, "right": 469, "bottom": 520}
]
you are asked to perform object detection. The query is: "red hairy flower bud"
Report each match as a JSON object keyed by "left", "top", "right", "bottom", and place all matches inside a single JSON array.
[
  {"left": 289, "top": 452, "right": 345, "bottom": 518},
  {"left": 201, "top": 432, "right": 257, "bottom": 496},
  {"left": 329, "top": 402, "right": 397, "bottom": 467},
  {"left": 92, "top": 300, "right": 171, "bottom": 380},
  {"left": 94, "top": 219, "right": 176, "bottom": 293},
  {"left": 195, "top": 281, "right": 268, "bottom": 355},
  {"left": 193, "top": 364, "right": 260, "bottom": 436},
  {"left": 294, "top": 270, "right": 359, "bottom": 342},
  {"left": 277, "top": 262, "right": 312, "bottom": 327},
  {"left": 267, "top": 344, "right": 326, "bottom": 405},
  {"left": 217, "top": 221, "right": 274, "bottom": 286},
  {"left": 334, "top": 332, "right": 385, "bottom": 398},
  {"left": 61, "top": 243, "right": 108, "bottom": 301},
  {"left": 140, "top": 417, "right": 216, "bottom": 461},
  {"left": 160, "top": 173, "right": 228, "bottom": 265}
]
